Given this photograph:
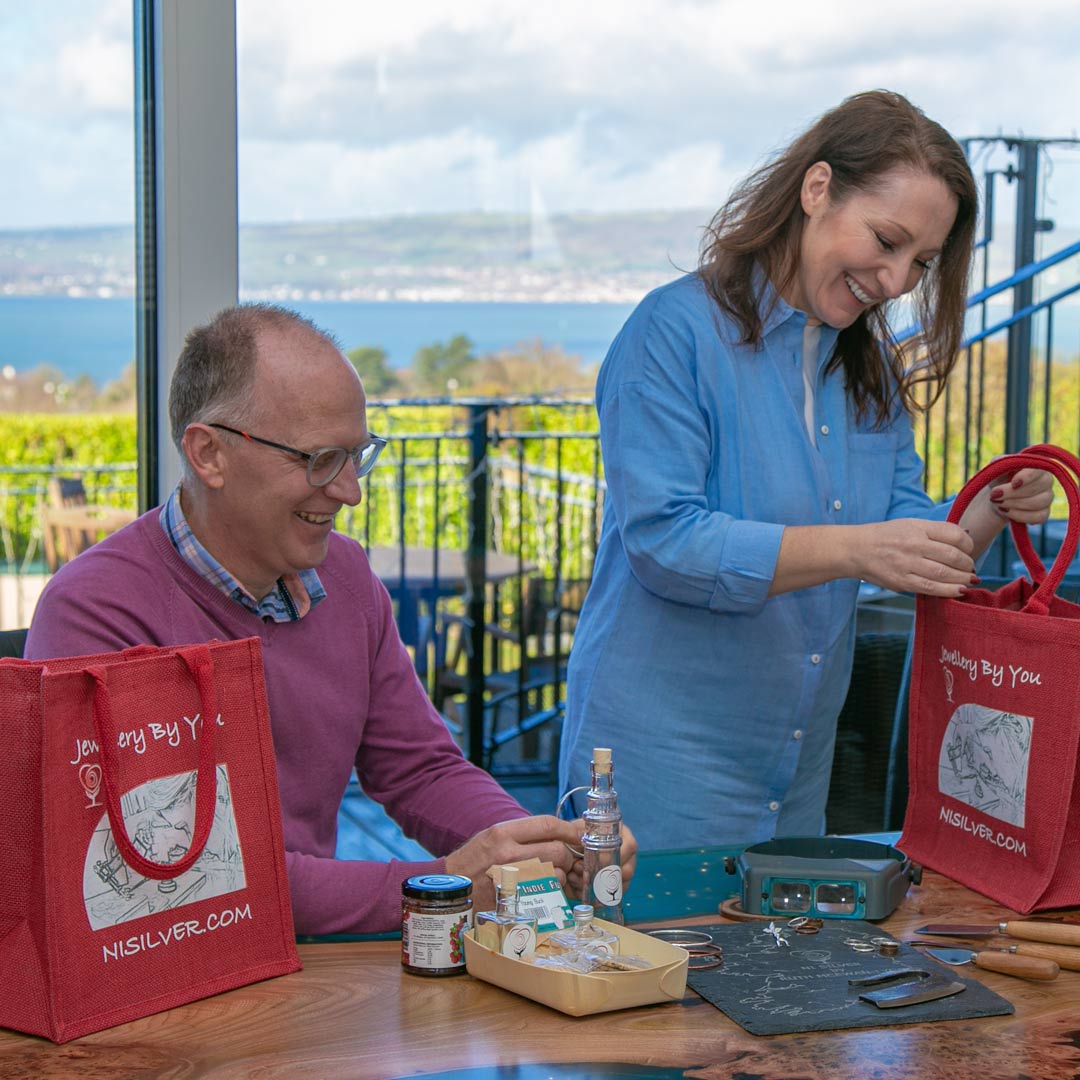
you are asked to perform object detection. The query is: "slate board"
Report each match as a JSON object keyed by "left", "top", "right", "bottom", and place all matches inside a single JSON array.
[{"left": 682, "top": 920, "right": 1014, "bottom": 1037}]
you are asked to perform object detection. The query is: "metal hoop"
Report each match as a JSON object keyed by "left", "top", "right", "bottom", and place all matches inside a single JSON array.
[
  {"left": 687, "top": 952, "right": 725, "bottom": 971},
  {"left": 554, "top": 785, "right": 589, "bottom": 859},
  {"left": 646, "top": 929, "right": 715, "bottom": 948}
]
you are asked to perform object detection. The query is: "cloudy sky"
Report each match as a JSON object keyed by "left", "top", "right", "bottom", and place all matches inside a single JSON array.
[{"left": 3, "top": 0, "right": 1080, "bottom": 232}]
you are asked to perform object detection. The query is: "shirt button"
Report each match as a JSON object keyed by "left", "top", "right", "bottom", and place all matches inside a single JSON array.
[
  {"left": 811, "top": 654, "right": 821, "bottom": 665},
  {"left": 820, "top": 424, "right": 829, "bottom": 436},
  {"left": 793, "top": 729, "right": 803, "bottom": 740},
  {"left": 832, "top": 499, "right": 842, "bottom": 511},
  {"left": 768, "top": 801, "right": 780, "bottom": 812}
]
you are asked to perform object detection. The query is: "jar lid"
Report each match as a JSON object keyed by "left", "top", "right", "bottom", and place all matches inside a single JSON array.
[{"left": 403, "top": 873, "right": 473, "bottom": 900}]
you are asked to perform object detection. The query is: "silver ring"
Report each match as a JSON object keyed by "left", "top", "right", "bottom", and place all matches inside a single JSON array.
[
  {"left": 646, "top": 929, "right": 715, "bottom": 947},
  {"left": 554, "top": 786, "right": 588, "bottom": 859}
]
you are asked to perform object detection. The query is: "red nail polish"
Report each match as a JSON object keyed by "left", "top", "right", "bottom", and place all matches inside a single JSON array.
[
  {"left": 990, "top": 490, "right": 1004, "bottom": 502},
  {"left": 970, "top": 575, "right": 981, "bottom": 585}
]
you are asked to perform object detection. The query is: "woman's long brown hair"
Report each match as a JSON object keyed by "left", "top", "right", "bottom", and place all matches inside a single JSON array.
[{"left": 699, "top": 90, "right": 977, "bottom": 426}]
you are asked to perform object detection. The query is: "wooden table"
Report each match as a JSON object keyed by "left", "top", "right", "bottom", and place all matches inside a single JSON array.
[
  {"left": 2, "top": 868, "right": 1079, "bottom": 1079},
  {"left": 367, "top": 544, "right": 532, "bottom": 673},
  {"left": 40, "top": 505, "right": 137, "bottom": 533},
  {"left": 40, "top": 503, "right": 138, "bottom": 571}
]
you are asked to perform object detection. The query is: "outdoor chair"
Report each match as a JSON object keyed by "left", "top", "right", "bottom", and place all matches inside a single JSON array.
[
  {"left": 40, "top": 476, "right": 135, "bottom": 572},
  {"left": 41, "top": 477, "right": 92, "bottom": 572},
  {"left": 0, "top": 627, "right": 28, "bottom": 659},
  {"left": 433, "top": 574, "right": 589, "bottom": 771}
]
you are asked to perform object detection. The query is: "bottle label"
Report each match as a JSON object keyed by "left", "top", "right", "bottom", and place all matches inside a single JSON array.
[
  {"left": 402, "top": 909, "right": 472, "bottom": 970},
  {"left": 501, "top": 923, "right": 536, "bottom": 960},
  {"left": 591, "top": 866, "right": 623, "bottom": 907}
]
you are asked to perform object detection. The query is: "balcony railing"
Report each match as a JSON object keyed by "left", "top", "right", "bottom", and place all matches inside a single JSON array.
[{"left": 0, "top": 399, "right": 603, "bottom": 777}]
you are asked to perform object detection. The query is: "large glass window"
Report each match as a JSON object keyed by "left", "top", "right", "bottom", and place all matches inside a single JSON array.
[
  {"left": 0, "top": 2, "right": 137, "bottom": 629},
  {"left": 234, "top": 3, "right": 736, "bottom": 395}
]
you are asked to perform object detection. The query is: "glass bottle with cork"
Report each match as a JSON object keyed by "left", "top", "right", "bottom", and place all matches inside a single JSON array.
[
  {"left": 581, "top": 747, "right": 624, "bottom": 925},
  {"left": 475, "top": 864, "right": 537, "bottom": 959}
]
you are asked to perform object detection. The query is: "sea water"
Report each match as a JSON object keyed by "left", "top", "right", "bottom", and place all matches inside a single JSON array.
[{"left": 0, "top": 295, "right": 638, "bottom": 386}]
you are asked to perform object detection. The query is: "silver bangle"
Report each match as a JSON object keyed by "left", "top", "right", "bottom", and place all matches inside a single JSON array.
[{"left": 646, "top": 929, "right": 715, "bottom": 947}]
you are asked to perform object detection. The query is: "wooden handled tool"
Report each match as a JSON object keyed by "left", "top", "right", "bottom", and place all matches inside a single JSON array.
[
  {"left": 972, "top": 950, "right": 1059, "bottom": 980},
  {"left": 1002, "top": 921, "right": 1080, "bottom": 947},
  {"left": 913, "top": 943, "right": 1060, "bottom": 980},
  {"left": 1009, "top": 940, "right": 1080, "bottom": 971}
]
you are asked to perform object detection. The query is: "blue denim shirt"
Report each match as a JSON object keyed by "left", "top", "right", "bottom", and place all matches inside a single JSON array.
[{"left": 558, "top": 273, "right": 945, "bottom": 850}]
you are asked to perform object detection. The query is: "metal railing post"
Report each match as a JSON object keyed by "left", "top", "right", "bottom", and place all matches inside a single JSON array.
[
  {"left": 465, "top": 401, "right": 490, "bottom": 767},
  {"left": 1005, "top": 139, "right": 1040, "bottom": 455}
]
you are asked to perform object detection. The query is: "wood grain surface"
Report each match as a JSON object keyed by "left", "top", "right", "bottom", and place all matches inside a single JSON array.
[{"left": 2, "top": 870, "right": 1079, "bottom": 1080}]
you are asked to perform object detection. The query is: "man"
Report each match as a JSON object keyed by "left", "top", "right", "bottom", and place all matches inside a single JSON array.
[{"left": 28, "top": 303, "right": 635, "bottom": 934}]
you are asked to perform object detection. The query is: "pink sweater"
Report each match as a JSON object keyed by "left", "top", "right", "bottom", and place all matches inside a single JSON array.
[{"left": 26, "top": 511, "right": 528, "bottom": 934}]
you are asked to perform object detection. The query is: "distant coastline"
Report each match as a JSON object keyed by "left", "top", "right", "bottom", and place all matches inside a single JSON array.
[{"left": 0, "top": 209, "right": 705, "bottom": 306}]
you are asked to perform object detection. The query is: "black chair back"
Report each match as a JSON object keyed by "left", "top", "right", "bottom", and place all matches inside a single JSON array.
[{"left": 0, "top": 628, "right": 28, "bottom": 659}]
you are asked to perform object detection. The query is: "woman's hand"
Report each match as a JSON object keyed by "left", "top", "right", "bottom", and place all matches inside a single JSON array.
[
  {"left": 958, "top": 466, "right": 1055, "bottom": 556},
  {"left": 853, "top": 518, "right": 977, "bottom": 597},
  {"left": 985, "top": 467, "right": 1055, "bottom": 524},
  {"left": 771, "top": 519, "right": 976, "bottom": 597}
]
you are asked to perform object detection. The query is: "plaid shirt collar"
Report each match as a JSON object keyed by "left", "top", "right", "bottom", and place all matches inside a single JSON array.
[{"left": 159, "top": 485, "right": 326, "bottom": 622}]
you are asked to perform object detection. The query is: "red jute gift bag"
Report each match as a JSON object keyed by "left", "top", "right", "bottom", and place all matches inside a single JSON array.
[
  {"left": 0, "top": 637, "right": 301, "bottom": 1042},
  {"left": 899, "top": 444, "right": 1080, "bottom": 913}
]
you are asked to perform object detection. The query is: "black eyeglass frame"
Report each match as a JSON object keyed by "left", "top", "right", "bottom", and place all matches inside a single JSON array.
[{"left": 208, "top": 423, "right": 387, "bottom": 487}]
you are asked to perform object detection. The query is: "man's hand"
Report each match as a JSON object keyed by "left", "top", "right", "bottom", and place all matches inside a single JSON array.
[{"left": 445, "top": 815, "right": 582, "bottom": 912}]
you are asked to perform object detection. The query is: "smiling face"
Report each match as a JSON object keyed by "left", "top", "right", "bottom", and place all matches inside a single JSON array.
[
  {"left": 188, "top": 322, "right": 370, "bottom": 598},
  {"left": 784, "top": 163, "right": 959, "bottom": 329}
]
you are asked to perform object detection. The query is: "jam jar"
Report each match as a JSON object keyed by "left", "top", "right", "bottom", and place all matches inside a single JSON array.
[{"left": 401, "top": 873, "right": 473, "bottom": 976}]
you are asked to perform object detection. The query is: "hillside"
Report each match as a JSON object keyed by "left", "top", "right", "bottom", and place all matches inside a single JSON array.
[{"left": 0, "top": 209, "right": 712, "bottom": 304}]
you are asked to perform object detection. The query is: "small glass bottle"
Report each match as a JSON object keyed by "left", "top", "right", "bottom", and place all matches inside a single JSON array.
[
  {"left": 582, "top": 747, "right": 624, "bottom": 925},
  {"left": 401, "top": 873, "right": 473, "bottom": 977},
  {"left": 547, "top": 903, "right": 620, "bottom": 957},
  {"left": 475, "top": 864, "right": 537, "bottom": 959}
]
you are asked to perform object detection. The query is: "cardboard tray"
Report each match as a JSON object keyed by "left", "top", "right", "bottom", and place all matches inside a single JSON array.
[{"left": 463, "top": 918, "right": 689, "bottom": 1017}]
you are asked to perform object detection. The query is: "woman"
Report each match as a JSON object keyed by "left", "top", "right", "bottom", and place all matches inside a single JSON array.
[{"left": 558, "top": 91, "right": 1053, "bottom": 851}]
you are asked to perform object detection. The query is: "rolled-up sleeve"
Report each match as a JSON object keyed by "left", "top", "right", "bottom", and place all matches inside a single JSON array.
[{"left": 598, "top": 306, "right": 783, "bottom": 614}]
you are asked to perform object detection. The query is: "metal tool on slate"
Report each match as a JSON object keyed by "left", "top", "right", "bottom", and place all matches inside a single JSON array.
[
  {"left": 848, "top": 969, "right": 966, "bottom": 1009},
  {"left": 915, "top": 920, "right": 1080, "bottom": 970},
  {"left": 916, "top": 920, "right": 1080, "bottom": 945},
  {"left": 909, "top": 942, "right": 1059, "bottom": 981}
]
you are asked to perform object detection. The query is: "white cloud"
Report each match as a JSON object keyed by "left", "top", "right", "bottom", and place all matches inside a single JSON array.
[{"left": 4, "top": 0, "right": 1080, "bottom": 228}]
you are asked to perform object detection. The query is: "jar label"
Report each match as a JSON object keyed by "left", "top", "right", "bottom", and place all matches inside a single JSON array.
[
  {"left": 591, "top": 865, "right": 623, "bottom": 907},
  {"left": 402, "top": 909, "right": 473, "bottom": 970}
]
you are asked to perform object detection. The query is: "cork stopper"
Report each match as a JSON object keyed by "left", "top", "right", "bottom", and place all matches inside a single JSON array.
[
  {"left": 498, "top": 864, "right": 520, "bottom": 891},
  {"left": 592, "top": 747, "right": 612, "bottom": 773}
]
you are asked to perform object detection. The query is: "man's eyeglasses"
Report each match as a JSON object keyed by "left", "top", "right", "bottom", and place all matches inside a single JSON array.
[{"left": 208, "top": 424, "right": 387, "bottom": 488}]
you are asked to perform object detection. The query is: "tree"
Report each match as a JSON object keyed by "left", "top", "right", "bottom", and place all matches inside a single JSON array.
[
  {"left": 347, "top": 345, "right": 400, "bottom": 396},
  {"left": 412, "top": 334, "right": 476, "bottom": 394},
  {"left": 467, "top": 339, "right": 593, "bottom": 396}
]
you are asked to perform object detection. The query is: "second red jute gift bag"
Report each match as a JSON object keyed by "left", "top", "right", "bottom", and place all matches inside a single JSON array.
[
  {"left": 0, "top": 637, "right": 301, "bottom": 1042},
  {"left": 899, "top": 444, "right": 1080, "bottom": 913}
]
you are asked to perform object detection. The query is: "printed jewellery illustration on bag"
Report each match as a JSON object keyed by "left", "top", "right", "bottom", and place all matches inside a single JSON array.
[
  {"left": 938, "top": 704, "right": 1031, "bottom": 829},
  {"left": 83, "top": 763, "right": 246, "bottom": 931}
]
